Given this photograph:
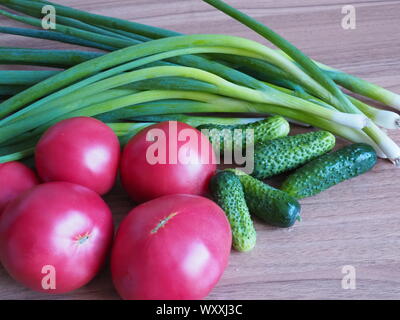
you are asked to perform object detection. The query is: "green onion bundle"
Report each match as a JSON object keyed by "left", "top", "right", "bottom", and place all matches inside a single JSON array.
[{"left": 0, "top": 0, "right": 399, "bottom": 165}]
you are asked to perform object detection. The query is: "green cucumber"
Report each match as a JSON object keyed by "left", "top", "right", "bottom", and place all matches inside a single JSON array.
[
  {"left": 210, "top": 171, "right": 256, "bottom": 252},
  {"left": 252, "top": 131, "right": 335, "bottom": 179},
  {"left": 229, "top": 169, "right": 301, "bottom": 228},
  {"left": 197, "top": 116, "right": 289, "bottom": 154},
  {"left": 281, "top": 143, "right": 377, "bottom": 199}
]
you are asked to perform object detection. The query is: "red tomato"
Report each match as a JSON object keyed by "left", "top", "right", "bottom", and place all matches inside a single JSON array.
[
  {"left": 0, "top": 182, "right": 113, "bottom": 294},
  {"left": 35, "top": 117, "right": 120, "bottom": 195},
  {"left": 0, "top": 161, "right": 39, "bottom": 215},
  {"left": 120, "top": 121, "right": 216, "bottom": 203},
  {"left": 111, "top": 194, "right": 232, "bottom": 300}
]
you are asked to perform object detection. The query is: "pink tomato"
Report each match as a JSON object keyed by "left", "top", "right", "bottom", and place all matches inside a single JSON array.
[
  {"left": 111, "top": 194, "right": 231, "bottom": 300},
  {"left": 120, "top": 121, "right": 216, "bottom": 203},
  {"left": 35, "top": 117, "right": 120, "bottom": 195},
  {"left": 0, "top": 161, "right": 39, "bottom": 215},
  {"left": 0, "top": 182, "right": 113, "bottom": 294}
]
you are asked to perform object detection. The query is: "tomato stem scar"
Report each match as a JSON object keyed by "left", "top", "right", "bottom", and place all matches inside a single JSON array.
[
  {"left": 151, "top": 212, "right": 178, "bottom": 234},
  {"left": 75, "top": 232, "right": 91, "bottom": 244}
]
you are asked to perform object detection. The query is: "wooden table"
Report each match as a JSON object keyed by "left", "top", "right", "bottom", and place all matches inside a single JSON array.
[{"left": 1, "top": 0, "right": 400, "bottom": 300}]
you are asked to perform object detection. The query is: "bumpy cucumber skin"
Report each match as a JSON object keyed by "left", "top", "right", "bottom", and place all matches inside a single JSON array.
[
  {"left": 197, "top": 116, "right": 289, "bottom": 153},
  {"left": 210, "top": 171, "right": 256, "bottom": 252},
  {"left": 252, "top": 131, "right": 335, "bottom": 179},
  {"left": 229, "top": 169, "right": 301, "bottom": 228},
  {"left": 281, "top": 143, "right": 377, "bottom": 199}
]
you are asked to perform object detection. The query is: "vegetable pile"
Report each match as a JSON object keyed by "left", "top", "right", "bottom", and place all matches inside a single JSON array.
[
  {"left": 1, "top": 0, "right": 400, "bottom": 163},
  {"left": 0, "top": 0, "right": 396, "bottom": 300}
]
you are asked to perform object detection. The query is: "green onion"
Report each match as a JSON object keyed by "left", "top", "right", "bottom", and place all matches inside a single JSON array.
[
  {"left": 128, "top": 114, "right": 264, "bottom": 128},
  {"left": 0, "top": 9, "right": 135, "bottom": 49},
  {"left": 3, "top": 0, "right": 179, "bottom": 39},
  {"left": 265, "top": 80, "right": 400, "bottom": 130},
  {"left": 96, "top": 97, "right": 259, "bottom": 123},
  {"left": 0, "top": 26, "right": 116, "bottom": 51},
  {"left": 0, "top": 70, "right": 60, "bottom": 86},
  {"left": 201, "top": 0, "right": 400, "bottom": 162},
  {"left": 0, "top": 147, "right": 35, "bottom": 163},
  {"left": 347, "top": 96, "right": 400, "bottom": 130},
  {"left": 274, "top": 49, "right": 400, "bottom": 109},
  {"left": 324, "top": 69, "right": 400, "bottom": 109},
  {"left": 4, "top": 0, "right": 117, "bottom": 42},
  {"left": 201, "top": 0, "right": 358, "bottom": 113},
  {"left": 0, "top": 47, "right": 102, "bottom": 67}
]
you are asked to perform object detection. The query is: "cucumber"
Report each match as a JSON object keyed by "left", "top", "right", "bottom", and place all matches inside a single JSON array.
[
  {"left": 197, "top": 116, "right": 289, "bottom": 154},
  {"left": 210, "top": 171, "right": 256, "bottom": 252},
  {"left": 252, "top": 130, "right": 335, "bottom": 179},
  {"left": 281, "top": 143, "right": 377, "bottom": 199},
  {"left": 229, "top": 169, "right": 301, "bottom": 228}
]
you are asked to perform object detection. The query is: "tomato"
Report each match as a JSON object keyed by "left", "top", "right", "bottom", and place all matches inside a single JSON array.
[
  {"left": 120, "top": 121, "right": 216, "bottom": 203},
  {"left": 0, "top": 161, "right": 39, "bottom": 215},
  {"left": 0, "top": 182, "right": 113, "bottom": 294},
  {"left": 35, "top": 117, "right": 120, "bottom": 195},
  {"left": 111, "top": 194, "right": 231, "bottom": 300}
]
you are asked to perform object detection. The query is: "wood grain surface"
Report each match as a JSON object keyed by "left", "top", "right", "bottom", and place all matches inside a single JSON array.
[{"left": 1, "top": 0, "right": 400, "bottom": 300}]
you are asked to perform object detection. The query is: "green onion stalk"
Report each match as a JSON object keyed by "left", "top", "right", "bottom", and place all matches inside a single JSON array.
[
  {"left": 265, "top": 79, "right": 400, "bottom": 130},
  {"left": 226, "top": 57, "right": 400, "bottom": 130},
  {"left": 0, "top": 70, "right": 60, "bottom": 85},
  {"left": 295, "top": 54, "right": 400, "bottom": 110},
  {"left": 0, "top": 47, "right": 103, "bottom": 67},
  {"left": 0, "top": 26, "right": 116, "bottom": 51}
]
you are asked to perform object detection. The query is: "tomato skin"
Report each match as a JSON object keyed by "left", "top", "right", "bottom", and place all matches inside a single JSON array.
[
  {"left": 111, "top": 194, "right": 232, "bottom": 300},
  {"left": 0, "top": 161, "right": 39, "bottom": 215},
  {"left": 0, "top": 182, "right": 113, "bottom": 294},
  {"left": 120, "top": 121, "right": 216, "bottom": 203},
  {"left": 35, "top": 117, "right": 120, "bottom": 195}
]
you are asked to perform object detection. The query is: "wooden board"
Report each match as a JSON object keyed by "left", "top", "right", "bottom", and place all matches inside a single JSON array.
[{"left": 0, "top": 0, "right": 400, "bottom": 300}]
